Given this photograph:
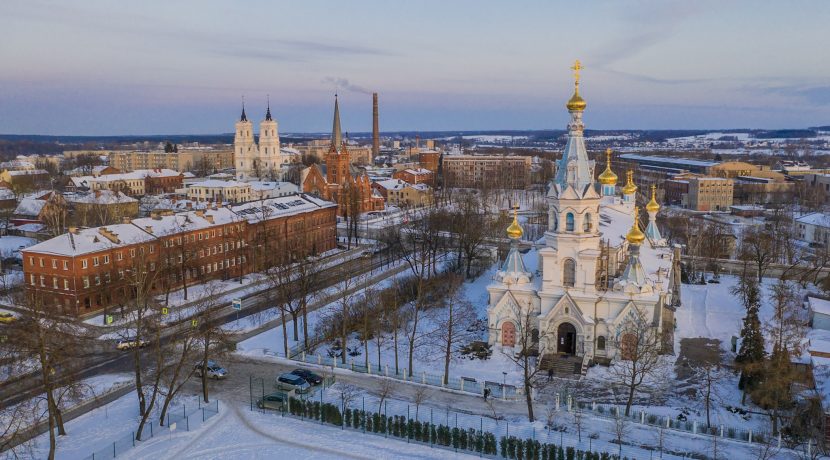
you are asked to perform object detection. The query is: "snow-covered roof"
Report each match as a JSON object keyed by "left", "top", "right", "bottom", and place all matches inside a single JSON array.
[
  {"left": 0, "top": 189, "right": 15, "bottom": 200},
  {"left": 796, "top": 212, "right": 830, "bottom": 228},
  {"left": 230, "top": 194, "right": 335, "bottom": 224},
  {"left": 248, "top": 181, "right": 298, "bottom": 192},
  {"left": 74, "top": 169, "right": 182, "bottom": 185},
  {"left": 619, "top": 153, "right": 718, "bottom": 169},
  {"left": 188, "top": 179, "right": 249, "bottom": 189},
  {"left": 14, "top": 198, "right": 47, "bottom": 217},
  {"left": 66, "top": 190, "right": 138, "bottom": 205},
  {"left": 11, "top": 223, "right": 46, "bottom": 233},
  {"left": 809, "top": 297, "right": 830, "bottom": 316},
  {"left": 7, "top": 169, "right": 48, "bottom": 176},
  {"left": 401, "top": 168, "right": 432, "bottom": 176},
  {"left": 374, "top": 179, "right": 407, "bottom": 191},
  {"left": 25, "top": 223, "right": 158, "bottom": 257}
]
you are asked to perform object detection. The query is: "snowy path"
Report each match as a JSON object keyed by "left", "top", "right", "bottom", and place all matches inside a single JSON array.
[{"left": 679, "top": 284, "right": 711, "bottom": 338}]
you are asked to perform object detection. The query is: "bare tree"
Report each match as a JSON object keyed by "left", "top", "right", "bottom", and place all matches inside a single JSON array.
[
  {"left": 739, "top": 226, "right": 776, "bottom": 283},
  {"left": 428, "top": 275, "right": 478, "bottom": 385},
  {"left": 612, "top": 410, "right": 629, "bottom": 459},
  {"left": 412, "top": 386, "right": 431, "bottom": 420},
  {"left": 572, "top": 407, "right": 585, "bottom": 443},
  {"left": 609, "top": 307, "right": 668, "bottom": 416},
  {"left": 501, "top": 299, "right": 544, "bottom": 422},
  {"left": 375, "top": 378, "right": 397, "bottom": 413}
]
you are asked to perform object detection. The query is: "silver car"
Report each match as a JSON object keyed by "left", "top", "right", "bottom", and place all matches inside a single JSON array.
[{"left": 275, "top": 372, "right": 311, "bottom": 394}]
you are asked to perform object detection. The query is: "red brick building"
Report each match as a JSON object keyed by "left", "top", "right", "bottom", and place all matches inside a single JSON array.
[
  {"left": 302, "top": 96, "right": 384, "bottom": 216},
  {"left": 23, "top": 194, "right": 337, "bottom": 314},
  {"left": 393, "top": 168, "right": 435, "bottom": 186}
]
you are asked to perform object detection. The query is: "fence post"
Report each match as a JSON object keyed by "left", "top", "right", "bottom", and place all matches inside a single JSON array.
[
  {"left": 150, "top": 422, "right": 153, "bottom": 438},
  {"left": 318, "top": 354, "right": 322, "bottom": 365},
  {"left": 404, "top": 368, "right": 407, "bottom": 380},
  {"left": 693, "top": 421, "right": 696, "bottom": 434},
  {"left": 777, "top": 432, "right": 781, "bottom": 448},
  {"left": 666, "top": 416, "right": 670, "bottom": 428},
  {"left": 422, "top": 371, "right": 426, "bottom": 384},
  {"left": 186, "top": 415, "right": 189, "bottom": 431},
  {"left": 720, "top": 425, "right": 724, "bottom": 437},
  {"left": 249, "top": 375, "right": 253, "bottom": 411},
  {"left": 132, "top": 431, "right": 135, "bottom": 447},
  {"left": 385, "top": 364, "right": 389, "bottom": 376},
  {"left": 430, "top": 408, "right": 433, "bottom": 447},
  {"left": 501, "top": 385, "right": 506, "bottom": 400},
  {"left": 592, "top": 401, "right": 596, "bottom": 411},
  {"left": 555, "top": 393, "right": 560, "bottom": 410},
  {"left": 641, "top": 411, "right": 645, "bottom": 424},
  {"left": 368, "top": 363, "right": 371, "bottom": 375},
  {"left": 567, "top": 396, "right": 572, "bottom": 412},
  {"left": 748, "top": 429, "right": 752, "bottom": 444},
  {"left": 302, "top": 351, "right": 306, "bottom": 362},
  {"left": 113, "top": 442, "right": 116, "bottom": 458}
]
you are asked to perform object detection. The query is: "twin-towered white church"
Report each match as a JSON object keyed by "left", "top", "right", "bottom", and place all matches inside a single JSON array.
[{"left": 486, "top": 62, "right": 680, "bottom": 375}]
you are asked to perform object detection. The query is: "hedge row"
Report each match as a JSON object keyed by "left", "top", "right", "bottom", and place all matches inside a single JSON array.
[{"left": 284, "top": 397, "right": 635, "bottom": 460}]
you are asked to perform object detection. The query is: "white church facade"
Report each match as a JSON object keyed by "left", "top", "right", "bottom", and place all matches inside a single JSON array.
[
  {"left": 234, "top": 101, "right": 287, "bottom": 181},
  {"left": 486, "top": 62, "right": 680, "bottom": 376}
]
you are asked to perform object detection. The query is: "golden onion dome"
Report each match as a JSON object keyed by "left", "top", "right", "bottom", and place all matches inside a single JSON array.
[
  {"left": 622, "top": 170, "right": 638, "bottom": 195},
  {"left": 598, "top": 148, "right": 618, "bottom": 185},
  {"left": 566, "top": 59, "right": 587, "bottom": 112},
  {"left": 506, "top": 207, "right": 523, "bottom": 239},
  {"left": 646, "top": 185, "right": 660, "bottom": 213},
  {"left": 566, "top": 90, "right": 587, "bottom": 112},
  {"left": 626, "top": 207, "right": 646, "bottom": 245}
]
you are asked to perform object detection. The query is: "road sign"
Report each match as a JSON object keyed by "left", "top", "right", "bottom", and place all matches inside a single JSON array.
[
  {"left": 105, "top": 315, "right": 114, "bottom": 325},
  {"left": 169, "top": 422, "right": 177, "bottom": 432},
  {"left": 232, "top": 299, "right": 242, "bottom": 311},
  {"left": 162, "top": 307, "right": 169, "bottom": 315},
  {"left": 191, "top": 319, "right": 198, "bottom": 328}
]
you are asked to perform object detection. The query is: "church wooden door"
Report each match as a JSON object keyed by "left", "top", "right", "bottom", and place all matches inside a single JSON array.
[{"left": 502, "top": 322, "right": 516, "bottom": 347}]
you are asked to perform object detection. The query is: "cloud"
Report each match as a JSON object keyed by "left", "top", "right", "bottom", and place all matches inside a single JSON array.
[
  {"left": 751, "top": 84, "right": 830, "bottom": 106},
  {"left": 321, "top": 77, "right": 372, "bottom": 95}
]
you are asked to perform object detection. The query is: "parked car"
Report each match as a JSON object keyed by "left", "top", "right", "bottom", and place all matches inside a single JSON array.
[
  {"left": 195, "top": 361, "right": 227, "bottom": 379},
  {"left": 275, "top": 372, "right": 311, "bottom": 394},
  {"left": 116, "top": 337, "right": 149, "bottom": 350},
  {"left": 360, "top": 250, "right": 373, "bottom": 259},
  {"left": 257, "top": 392, "right": 288, "bottom": 411},
  {"left": 290, "top": 368, "right": 323, "bottom": 386},
  {"left": 0, "top": 312, "right": 17, "bottom": 324}
]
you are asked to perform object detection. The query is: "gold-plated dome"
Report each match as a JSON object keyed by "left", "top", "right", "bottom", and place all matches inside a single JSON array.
[
  {"left": 566, "top": 60, "right": 587, "bottom": 112},
  {"left": 626, "top": 207, "right": 646, "bottom": 245},
  {"left": 622, "top": 170, "right": 638, "bottom": 195},
  {"left": 598, "top": 148, "right": 618, "bottom": 185},
  {"left": 506, "top": 207, "right": 523, "bottom": 239},
  {"left": 646, "top": 184, "right": 660, "bottom": 213}
]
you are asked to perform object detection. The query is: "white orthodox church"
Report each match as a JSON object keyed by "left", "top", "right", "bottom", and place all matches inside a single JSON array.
[
  {"left": 234, "top": 101, "right": 286, "bottom": 181},
  {"left": 486, "top": 62, "right": 680, "bottom": 376}
]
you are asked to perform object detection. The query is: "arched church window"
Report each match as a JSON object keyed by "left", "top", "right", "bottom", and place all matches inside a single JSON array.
[
  {"left": 597, "top": 336, "right": 606, "bottom": 350},
  {"left": 563, "top": 259, "right": 576, "bottom": 287},
  {"left": 552, "top": 213, "right": 558, "bottom": 231},
  {"left": 583, "top": 213, "right": 592, "bottom": 232},
  {"left": 566, "top": 213, "right": 575, "bottom": 232}
]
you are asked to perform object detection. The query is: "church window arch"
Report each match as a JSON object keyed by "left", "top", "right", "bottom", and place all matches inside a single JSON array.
[
  {"left": 583, "top": 213, "right": 592, "bottom": 232},
  {"left": 563, "top": 258, "right": 576, "bottom": 287},
  {"left": 566, "top": 213, "right": 575, "bottom": 232}
]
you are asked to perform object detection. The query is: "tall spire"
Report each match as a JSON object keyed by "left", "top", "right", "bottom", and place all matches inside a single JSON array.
[
  {"left": 240, "top": 96, "right": 248, "bottom": 122},
  {"left": 331, "top": 94, "right": 342, "bottom": 151},
  {"left": 554, "top": 60, "right": 594, "bottom": 193},
  {"left": 265, "top": 94, "right": 272, "bottom": 121}
]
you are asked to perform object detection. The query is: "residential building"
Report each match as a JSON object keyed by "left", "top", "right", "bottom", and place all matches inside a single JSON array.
[
  {"left": 108, "top": 149, "right": 234, "bottom": 173},
  {"left": 372, "top": 179, "right": 433, "bottom": 208},
  {"left": 808, "top": 297, "right": 830, "bottom": 330},
  {"left": 392, "top": 168, "right": 434, "bottom": 186},
  {"left": 249, "top": 181, "right": 299, "bottom": 200},
  {"left": 795, "top": 212, "right": 830, "bottom": 247},
  {"left": 70, "top": 169, "right": 183, "bottom": 197},
  {"left": 418, "top": 150, "right": 440, "bottom": 173},
  {"left": 186, "top": 180, "right": 251, "bottom": 204},
  {"left": 687, "top": 177, "right": 733, "bottom": 211},
  {"left": 442, "top": 154, "right": 531, "bottom": 189},
  {"left": 66, "top": 165, "right": 121, "bottom": 177},
  {"left": 22, "top": 193, "right": 337, "bottom": 314},
  {"left": 0, "top": 169, "right": 50, "bottom": 190},
  {"left": 67, "top": 191, "right": 139, "bottom": 227}
]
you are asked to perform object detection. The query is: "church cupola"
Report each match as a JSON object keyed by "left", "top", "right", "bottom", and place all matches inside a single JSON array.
[
  {"left": 552, "top": 60, "right": 596, "bottom": 196},
  {"left": 622, "top": 170, "right": 637, "bottom": 204},
  {"left": 615, "top": 207, "right": 653, "bottom": 294},
  {"left": 644, "top": 185, "right": 665, "bottom": 244},
  {"left": 598, "top": 148, "right": 618, "bottom": 196},
  {"left": 496, "top": 207, "right": 531, "bottom": 285}
]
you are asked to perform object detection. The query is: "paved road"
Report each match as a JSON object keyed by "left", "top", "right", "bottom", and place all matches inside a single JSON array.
[{"left": 0, "top": 252, "right": 397, "bottom": 408}]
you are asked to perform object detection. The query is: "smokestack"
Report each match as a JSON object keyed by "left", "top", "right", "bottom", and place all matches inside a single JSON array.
[{"left": 372, "top": 93, "right": 379, "bottom": 159}]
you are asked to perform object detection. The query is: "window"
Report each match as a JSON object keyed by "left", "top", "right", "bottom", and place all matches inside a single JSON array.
[
  {"left": 199, "top": 233, "right": 203, "bottom": 241},
  {"left": 95, "top": 275, "right": 101, "bottom": 286},
  {"left": 39, "top": 258, "right": 44, "bottom": 268},
  {"left": 130, "top": 249, "right": 136, "bottom": 258},
  {"left": 118, "top": 270, "right": 124, "bottom": 279},
  {"left": 51, "top": 259, "right": 57, "bottom": 269},
  {"left": 566, "top": 213, "right": 575, "bottom": 232},
  {"left": 39, "top": 275, "right": 45, "bottom": 287},
  {"left": 64, "top": 279, "right": 69, "bottom": 290},
  {"left": 83, "top": 276, "right": 90, "bottom": 288},
  {"left": 82, "top": 259, "right": 88, "bottom": 269},
  {"left": 149, "top": 246, "right": 154, "bottom": 254},
  {"left": 63, "top": 260, "right": 68, "bottom": 270},
  {"left": 563, "top": 258, "right": 576, "bottom": 287},
  {"left": 30, "top": 274, "right": 35, "bottom": 286},
  {"left": 53, "top": 277, "right": 58, "bottom": 289},
  {"left": 139, "top": 247, "right": 145, "bottom": 255},
  {"left": 583, "top": 213, "right": 592, "bottom": 232},
  {"left": 116, "top": 252, "right": 123, "bottom": 261},
  {"left": 93, "top": 257, "right": 99, "bottom": 267},
  {"left": 103, "top": 255, "right": 110, "bottom": 264},
  {"left": 29, "top": 256, "right": 34, "bottom": 266},
  {"left": 597, "top": 336, "right": 606, "bottom": 351}
]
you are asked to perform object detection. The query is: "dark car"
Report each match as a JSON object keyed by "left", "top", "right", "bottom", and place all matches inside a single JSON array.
[
  {"left": 290, "top": 368, "right": 323, "bottom": 386},
  {"left": 257, "top": 392, "right": 288, "bottom": 411}
]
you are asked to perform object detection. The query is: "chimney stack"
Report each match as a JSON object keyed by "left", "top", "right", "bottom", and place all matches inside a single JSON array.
[{"left": 372, "top": 92, "right": 379, "bottom": 159}]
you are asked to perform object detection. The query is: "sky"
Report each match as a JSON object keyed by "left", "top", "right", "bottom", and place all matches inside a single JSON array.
[{"left": 1, "top": 0, "right": 829, "bottom": 136}]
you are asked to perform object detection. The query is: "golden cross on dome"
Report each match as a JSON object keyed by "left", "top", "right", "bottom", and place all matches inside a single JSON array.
[{"left": 571, "top": 60, "right": 583, "bottom": 85}]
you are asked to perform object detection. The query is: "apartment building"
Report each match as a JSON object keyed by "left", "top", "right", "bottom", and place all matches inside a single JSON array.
[
  {"left": 186, "top": 180, "right": 251, "bottom": 204},
  {"left": 22, "top": 193, "right": 337, "bottom": 314},
  {"left": 372, "top": 179, "right": 434, "bottom": 208},
  {"left": 687, "top": 177, "right": 733, "bottom": 211},
  {"left": 108, "top": 149, "right": 234, "bottom": 173},
  {"left": 441, "top": 154, "right": 531, "bottom": 189},
  {"left": 392, "top": 168, "right": 434, "bottom": 186},
  {"left": 71, "top": 169, "right": 183, "bottom": 197}
]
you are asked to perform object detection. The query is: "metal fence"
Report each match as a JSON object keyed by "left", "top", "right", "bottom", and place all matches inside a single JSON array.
[
  {"left": 250, "top": 382, "right": 691, "bottom": 460},
  {"left": 287, "top": 350, "right": 522, "bottom": 400},
  {"left": 83, "top": 398, "right": 219, "bottom": 460}
]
